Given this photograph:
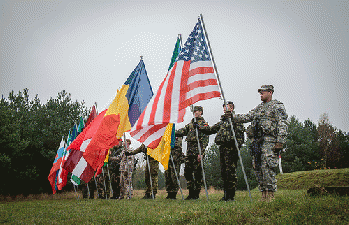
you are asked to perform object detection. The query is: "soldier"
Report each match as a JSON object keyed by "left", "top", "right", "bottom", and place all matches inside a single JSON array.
[
  {"left": 197, "top": 101, "right": 245, "bottom": 201},
  {"left": 108, "top": 140, "right": 124, "bottom": 199},
  {"left": 126, "top": 144, "right": 159, "bottom": 199},
  {"left": 231, "top": 85, "right": 288, "bottom": 201},
  {"left": 118, "top": 139, "right": 135, "bottom": 199},
  {"left": 165, "top": 137, "right": 185, "bottom": 199},
  {"left": 96, "top": 165, "right": 110, "bottom": 199},
  {"left": 175, "top": 106, "right": 210, "bottom": 200},
  {"left": 81, "top": 180, "right": 96, "bottom": 199}
]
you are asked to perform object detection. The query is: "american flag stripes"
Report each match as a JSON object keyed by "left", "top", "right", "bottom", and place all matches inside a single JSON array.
[{"left": 130, "top": 19, "right": 221, "bottom": 149}]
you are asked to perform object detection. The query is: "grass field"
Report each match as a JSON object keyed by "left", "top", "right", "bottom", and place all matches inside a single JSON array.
[{"left": 1, "top": 168, "right": 348, "bottom": 224}]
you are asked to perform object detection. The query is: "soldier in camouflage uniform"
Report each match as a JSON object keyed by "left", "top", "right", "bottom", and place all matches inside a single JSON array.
[
  {"left": 175, "top": 106, "right": 210, "bottom": 200},
  {"left": 117, "top": 139, "right": 135, "bottom": 199},
  {"left": 165, "top": 137, "right": 185, "bottom": 199},
  {"left": 81, "top": 180, "right": 96, "bottom": 199},
  {"left": 231, "top": 85, "right": 288, "bottom": 201},
  {"left": 126, "top": 143, "right": 159, "bottom": 199},
  {"left": 198, "top": 101, "right": 245, "bottom": 201},
  {"left": 96, "top": 166, "right": 110, "bottom": 199},
  {"left": 108, "top": 141, "right": 124, "bottom": 199}
]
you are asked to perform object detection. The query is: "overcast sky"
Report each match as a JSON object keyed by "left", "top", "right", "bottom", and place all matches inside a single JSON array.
[{"left": 1, "top": 0, "right": 348, "bottom": 138}]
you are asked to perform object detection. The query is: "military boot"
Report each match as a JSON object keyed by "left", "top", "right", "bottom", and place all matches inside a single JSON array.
[
  {"left": 185, "top": 189, "right": 194, "bottom": 200},
  {"left": 142, "top": 193, "right": 151, "bottom": 199},
  {"left": 226, "top": 189, "right": 235, "bottom": 201},
  {"left": 192, "top": 190, "right": 200, "bottom": 200},
  {"left": 219, "top": 190, "right": 227, "bottom": 201}
]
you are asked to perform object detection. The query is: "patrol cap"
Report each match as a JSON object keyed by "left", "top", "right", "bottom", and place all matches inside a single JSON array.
[
  {"left": 193, "top": 106, "right": 203, "bottom": 114},
  {"left": 258, "top": 85, "right": 274, "bottom": 93},
  {"left": 223, "top": 101, "right": 234, "bottom": 107}
]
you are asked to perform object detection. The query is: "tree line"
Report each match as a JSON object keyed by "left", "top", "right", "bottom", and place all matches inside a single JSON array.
[{"left": 1, "top": 89, "right": 348, "bottom": 195}]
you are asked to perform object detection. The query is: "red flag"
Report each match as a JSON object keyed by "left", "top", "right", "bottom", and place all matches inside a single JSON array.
[
  {"left": 62, "top": 110, "right": 107, "bottom": 183},
  {"left": 86, "top": 105, "right": 97, "bottom": 127},
  {"left": 130, "top": 19, "right": 220, "bottom": 149}
]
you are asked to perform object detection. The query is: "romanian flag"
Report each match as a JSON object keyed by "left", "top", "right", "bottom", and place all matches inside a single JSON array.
[
  {"left": 83, "top": 59, "right": 153, "bottom": 172},
  {"left": 147, "top": 123, "right": 176, "bottom": 170}
]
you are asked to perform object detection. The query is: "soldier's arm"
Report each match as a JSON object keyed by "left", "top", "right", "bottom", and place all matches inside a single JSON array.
[
  {"left": 196, "top": 119, "right": 218, "bottom": 135},
  {"left": 175, "top": 124, "right": 189, "bottom": 137},
  {"left": 128, "top": 144, "right": 146, "bottom": 156},
  {"left": 235, "top": 123, "right": 245, "bottom": 147},
  {"left": 233, "top": 105, "right": 260, "bottom": 123},
  {"left": 275, "top": 102, "right": 288, "bottom": 144}
]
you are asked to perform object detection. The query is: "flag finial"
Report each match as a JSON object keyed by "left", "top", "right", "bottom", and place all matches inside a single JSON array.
[{"left": 140, "top": 56, "right": 143, "bottom": 60}]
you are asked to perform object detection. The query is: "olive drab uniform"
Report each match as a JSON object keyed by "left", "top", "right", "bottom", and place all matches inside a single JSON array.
[
  {"left": 108, "top": 145, "right": 123, "bottom": 199},
  {"left": 199, "top": 113, "right": 245, "bottom": 201},
  {"left": 118, "top": 146, "right": 135, "bottom": 199},
  {"left": 128, "top": 144, "right": 159, "bottom": 199},
  {"left": 234, "top": 99, "right": 288, "bottom": 193},
  {"left": 175, "top": 116, "right": 210, "bottom": 199},
  {"left": 165, "top": 137, "right": 185, "bottom": 199}
]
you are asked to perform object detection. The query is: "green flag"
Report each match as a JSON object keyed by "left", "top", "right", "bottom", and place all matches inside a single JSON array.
[{"left": 168, "top": 36, "right": 181, "bottom": 71}]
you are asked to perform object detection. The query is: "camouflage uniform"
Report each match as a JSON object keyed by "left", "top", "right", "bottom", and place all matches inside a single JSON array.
[
  {"left": 96, "top": 166, "right": 110, "bottom": 199},
  {"left": 81, "top": 180, "right": 96, "bottom": 199},
  {"left": 165, "top": 137, "right": 185, "bottom": 199},
  {"left": 128, "top": 144, "right": 159, "bottom": 198},
  {"left": 175, "top": 112, "right": 210, "bottom": 199},
  {"left": 109, "top": 145, "right": 123, "bottom": 199},
  {"left": 118, "top": 146, "right": 135, "bottom": 199},
  {"left": 200, "top": 113, "right": 245, "bottom": 200},
  {"left": 233, "top": 86, "right": 288, "bottom": 193}
]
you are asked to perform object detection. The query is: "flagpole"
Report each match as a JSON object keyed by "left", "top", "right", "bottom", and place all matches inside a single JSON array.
[
  {"left": 200, "top": 14, "right": 252, "bottom": 202},
  {"left": 190, "top": 105, "right": 209, "bottom": 201},
  {"left": 73, "top": 184, "right": 79, "bottom": 200},
  {"left": 106, "top": 164, "right": 113, "bottom": 198},
  {"left": 93, "top": 175, "right": 99, "bottom": 199},
  {"left": 170, "top": 154, "right": 184, "bottom": 200}
]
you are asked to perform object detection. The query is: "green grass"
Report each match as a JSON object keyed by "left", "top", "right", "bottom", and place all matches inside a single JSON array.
[
  {"left": 1, "top": 169, "right": 349, "bottom": 224},
  {"left": 277, "top": 168, "right": 349, "bottom": 190}
]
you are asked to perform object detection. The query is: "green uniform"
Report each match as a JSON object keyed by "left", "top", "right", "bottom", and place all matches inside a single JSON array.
[
  {"left": 129, "top": 144, "right": 159, "bottom": 197},
  {"left": 165, "top": 137, "right": 185, "bottom": 195},
  {"left": 200, "top": 114, "right": 245, "bottom": 200},
  {"left": 175, "top": 116, "right": 210, "bottom": 198}
]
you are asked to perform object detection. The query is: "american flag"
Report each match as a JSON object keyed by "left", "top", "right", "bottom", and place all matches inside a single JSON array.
[{"left": 130, "top": 19, "right": 221, "bottom": 149}]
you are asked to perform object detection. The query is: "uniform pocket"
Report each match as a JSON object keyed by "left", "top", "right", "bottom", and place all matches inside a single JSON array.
[{"left": 266, "top": 154, "right": 278, "bottom": 168}]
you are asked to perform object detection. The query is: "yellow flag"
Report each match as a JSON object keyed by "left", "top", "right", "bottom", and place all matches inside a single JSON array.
[{"left": 147, "top": 123, "right": 173, "bottom": 170}]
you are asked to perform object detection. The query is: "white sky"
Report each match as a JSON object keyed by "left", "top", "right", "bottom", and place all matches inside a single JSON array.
[{"left": 1, "top": 0, "right": 348, "bottom": 140}]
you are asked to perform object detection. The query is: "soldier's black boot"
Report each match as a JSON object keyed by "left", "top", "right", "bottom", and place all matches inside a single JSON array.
[
  {"left": 219, "top": 190, "right": 227, "bottom": 201},
  {"left": 170, "top": 192, "right": 177, "bottom": 199},
  {"left": 142, "top": 193, "right": 151, "bottom": 199},
  {"left": 166, "top": 192, "right": 171, "bottom": 199},
  {"left": 185, "top": 189, "right": 194, "bottom": 200},
  {"left": 192, "top": 190, "right": 200, "bottom": 200},
  {"left": 226, "top": 189, "right": 235, "bottom": 201}
]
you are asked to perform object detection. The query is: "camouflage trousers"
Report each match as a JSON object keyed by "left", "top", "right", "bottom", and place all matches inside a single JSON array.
[
  {"left": 165, "top": 157, "right": 181, "bottom": 193},
  {"left": 252, "top": 141, "right": 278, "bottom": 192},
  {"left": 120, "top": 170, "right": 133, "bottom": 199},
  {"left": 145, "top": 156, "right": 159, "bottom": 195},
  {"left": 81, "top": 180, "right": 96, "bottom": 199},
  {"left": 184, "top": 155, "right": 203, "bottom": 191},
  {"left": 110, "top": 169, "right": 120, "bottom": 199},
  {"left": 219, "top": 145, "right": 238, "bottom": 191},
  {"left": 96, "top": 169, "right": 110, "bottom": 199}
]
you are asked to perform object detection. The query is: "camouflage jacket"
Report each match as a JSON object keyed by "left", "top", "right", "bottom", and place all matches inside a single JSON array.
[
  {"left": 233, "top": 99, "right": 288, "bottom": 144},
  {"left": 200, "top": 115, "right": 245, "bottom": 147},
  {"left": 175, "top": 117, "right": 210, "bottom": 151},
  {"left": 108, "top": 145, "right": 123, "bottom": 170},
  {"left": 117, "top": 146, "right": 135, "bottom": 172},
  {"left": 171, "top": 137, "right": 185, "bottom": 163}
]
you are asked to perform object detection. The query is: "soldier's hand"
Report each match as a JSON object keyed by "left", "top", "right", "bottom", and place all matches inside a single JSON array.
[
  {"left": 197, "top": 154, "right": 202, "bottom": 163},
  {"left": 125, "top": 151, "right": 131, "bottom": 156},
  {"left": 274, "top": 142, "right": 283, "bottom": 153}
]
